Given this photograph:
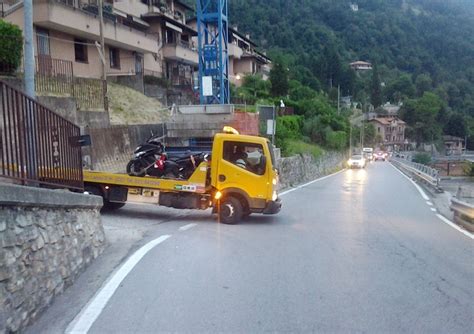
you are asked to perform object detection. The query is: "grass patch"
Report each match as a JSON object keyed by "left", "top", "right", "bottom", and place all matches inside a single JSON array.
[{"left": 284, "top": 139, "right": 323, "bottom": 159}]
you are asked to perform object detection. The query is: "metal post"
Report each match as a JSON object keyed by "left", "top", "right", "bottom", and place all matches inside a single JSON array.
[
  {"left": 98, "top": 0, "right": 106, "bottom": 81},
  {"left": 272, "top": 105, "right": 276, "bottom": 146}
]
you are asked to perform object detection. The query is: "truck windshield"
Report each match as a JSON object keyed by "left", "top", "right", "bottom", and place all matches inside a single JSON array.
[{"left": 267, "top": 141, "right": 276, "bottom": 169}]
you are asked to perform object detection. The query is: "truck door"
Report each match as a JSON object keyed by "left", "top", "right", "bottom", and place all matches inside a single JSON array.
[{"left": 217, "top": 140, "right": 270, "bottom": 203}]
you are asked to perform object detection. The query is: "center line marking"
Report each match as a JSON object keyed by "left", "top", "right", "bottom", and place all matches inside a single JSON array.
[
  {"left": 66, "top": 234, "right": 171, "bottom": 334},
  {"left": 431, "top": 208, "right": 437, "bottom": 212},
  {"left": 179, "top": 223, "right": 197, "bottom": 231},
  {"left": 426, "top": 201, "right": 433, "bottom": 206}
]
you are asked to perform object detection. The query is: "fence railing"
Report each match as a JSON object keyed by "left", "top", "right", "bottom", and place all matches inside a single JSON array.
[
  {"left": 450, "top": 198, "right": 474, "bottom": 233},
  {"left": 0, "top": 80, "right": 83, "bottom": 190},
  {"left": 35, "top": 55, "right": 74, "bottom": 96},
  {"left": 391, "top": 157, "right": 441, "bottom": 191},
  {"left": 33, "top": 56, "right": 107, "bottom": 111}
]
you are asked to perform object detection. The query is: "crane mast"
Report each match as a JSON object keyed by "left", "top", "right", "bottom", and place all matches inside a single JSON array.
[{"left": 196, "top": 0, "right": 230, "bottom": 104}]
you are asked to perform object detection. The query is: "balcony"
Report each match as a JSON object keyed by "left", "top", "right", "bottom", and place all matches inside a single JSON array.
[
  {"left": 34, "top": 0, "right": 157, "bottom": 53},
  {"left": 162, "top": 41, "right": 198, "bottom": 66},
  {"left": 228, "top": 43, "right": 243, "bottom": 59}
]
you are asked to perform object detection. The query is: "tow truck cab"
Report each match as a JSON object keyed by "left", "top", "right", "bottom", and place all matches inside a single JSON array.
[{"left": 210, "top": 132, "right": 281, "bottom": 223}]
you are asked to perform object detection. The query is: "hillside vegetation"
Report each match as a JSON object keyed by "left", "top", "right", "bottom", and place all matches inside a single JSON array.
[{"left": 186, "top": 0, "right": 474, "bottom": 150}]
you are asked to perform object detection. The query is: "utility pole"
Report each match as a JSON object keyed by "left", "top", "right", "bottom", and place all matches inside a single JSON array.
[
  {"left": 24, "top": 0, "right": 35, "bottom": 98},
  {"left": 24, "top": 0, "right": 38, "bottom": 185},
  {"left": 98, "top": 0, "right": 106, "bottom": 81},
  {"left": 361, "top": 102, "right": 365, "bottom": 150},
  {"left": 337, "top": 84, "right": 340, "bottom": 115}
]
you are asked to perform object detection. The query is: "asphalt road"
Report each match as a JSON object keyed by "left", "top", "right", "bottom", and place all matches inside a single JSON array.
[{"left": 74, "top": 162, "right": 473, "bottom": 333}]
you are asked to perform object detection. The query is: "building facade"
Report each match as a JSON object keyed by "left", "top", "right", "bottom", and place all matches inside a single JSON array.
[
  {"left": 370, "top": 116, "right": 407, "bottom": 149},
  {"left": 2, "top": 0, "right": 270, "bottom": 94}
]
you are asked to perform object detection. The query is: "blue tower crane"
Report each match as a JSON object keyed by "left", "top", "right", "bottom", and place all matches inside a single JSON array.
[{"left": 196, "top": 0, "right": 230, "bottom": 105}]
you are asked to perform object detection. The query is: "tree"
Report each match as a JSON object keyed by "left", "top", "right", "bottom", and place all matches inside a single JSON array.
[
  {"left": 444, "top": 113, "right": 468, "bottom": 138},
  {"left": 415, "top": 73, "right": 433, "bottom": 97},
  {"left": 370, "top": 63, "right": 383, "bottom": 108},
  {"left": 269, "top": 60, "right": 289, "bottom": 97},
  {"left": 0, "top": 20, "right": 23, "bottom": 74}
]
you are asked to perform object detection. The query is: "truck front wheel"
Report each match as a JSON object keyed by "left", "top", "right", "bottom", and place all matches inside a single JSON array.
[{"left": 219, "top": 196, "right": 243, "bottom": 225}]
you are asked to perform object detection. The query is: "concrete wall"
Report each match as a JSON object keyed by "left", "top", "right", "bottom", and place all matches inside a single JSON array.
[
  {"left": 0, "top": 184, "right": 104, "bottom": 333},
  {"left": 278, "top": 152, "right": 347, "bottom": 190}
]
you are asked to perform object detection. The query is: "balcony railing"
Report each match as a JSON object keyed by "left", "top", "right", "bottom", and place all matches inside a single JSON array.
[{"left": 34, "top": 55, "right": 107, "bottom": 111}]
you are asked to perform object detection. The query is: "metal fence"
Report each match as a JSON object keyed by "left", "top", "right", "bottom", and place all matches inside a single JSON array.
[
  {"left": 35, "top": 55, "right": 74, "bottom": 96},
  {"left": 0, "top": 80, "right": 83, "bottom": 190},
  {"left": 391, "top": 157, "right": 441, "bottom": 191}
]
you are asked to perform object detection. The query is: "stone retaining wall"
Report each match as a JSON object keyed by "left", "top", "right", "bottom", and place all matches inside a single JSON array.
[
  {"left": 278, "top": 151, "right": 347, "bottom": 190},
  {"left": 0, "top": 184, "right": 104, "bottom": 333}
]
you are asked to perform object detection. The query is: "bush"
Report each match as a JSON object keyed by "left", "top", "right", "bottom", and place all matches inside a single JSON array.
[
  {"left": 275, "top": 115, "right": 303, "bottom": 148},
  {"left": 284, "top": 139, "right": 323, "bottom": 159},
  {"left": 0, "top": 20, "right": 22, "bottom": 74},
  {"left": 325, "top": 130, "right": 347, "bottom": 150},
  {"left": 412, "top": 152, "right": 431, "bottom": 165}
]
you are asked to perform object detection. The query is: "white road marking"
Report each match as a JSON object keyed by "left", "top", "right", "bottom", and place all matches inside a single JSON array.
[
  {"left": 279, "top": 169, "right": 346, "bottom": 197},
  {"left": 65, "top": 235, "right": 171, "bottom": 334},
  {"left": 179, "top": 223, "right": 197, "bottom": 231},
  {"left": 426, "top": 201, "right": 433, "bottom": 206},
  {"left": 389, "top": 163, "right": 430, "bottom": 200},
  {"left": 430, "top": 208, "right": 437, "bottom": 212},
  {"left": 436, "top": 214, "right": 474, "bottom": 240}
]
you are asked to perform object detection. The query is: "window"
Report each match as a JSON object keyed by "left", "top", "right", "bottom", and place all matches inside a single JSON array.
[
  {"left": 223, "top": 141, "right": 266, "bottom": 175},
  {"left": 109, "top": 48, "right": 120, "bottom": 69},
  {"left": 74, "top": 38, "right": 88, "bottom": 63},
  {"left": 377, "top": 127, "right": 381, "bottom": 133},
  {"left": 36, "top": 28, "right": 50, "bottom": 55}
]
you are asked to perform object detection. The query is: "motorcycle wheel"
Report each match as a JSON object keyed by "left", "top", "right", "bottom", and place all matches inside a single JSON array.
[{"left": 126, "top": 160, "right": 146, "bottom": 177}]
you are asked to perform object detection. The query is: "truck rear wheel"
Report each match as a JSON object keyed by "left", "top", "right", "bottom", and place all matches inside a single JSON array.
[{"left": 219, "top": 196, "right": 243, "bottom": 225}]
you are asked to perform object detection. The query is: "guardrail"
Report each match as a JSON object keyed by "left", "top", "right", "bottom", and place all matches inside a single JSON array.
[
  {"left": 391, "top": 157, "right": 442, "bottom": 192},
  {"left": 450, "top": 198, "right": 474, "bottom": 232}
]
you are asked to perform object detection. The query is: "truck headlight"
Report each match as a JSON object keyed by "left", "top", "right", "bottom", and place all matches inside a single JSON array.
[
  {"left": 272, "top": 178, "right": 277, "bottom": 185},
  {"left": 272, "top": 191, "right": 278, "bottom": 201}
]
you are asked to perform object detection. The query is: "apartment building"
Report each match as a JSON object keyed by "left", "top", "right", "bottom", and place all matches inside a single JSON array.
[
  {"left": 228, "top": 27, "right": 271, "bottom": 87},
  {"left": 2, "top": 0, "right": 196, "bottom": 83},
  {"left": 2, "top": 1, "right": 270, "bottom": 92}
]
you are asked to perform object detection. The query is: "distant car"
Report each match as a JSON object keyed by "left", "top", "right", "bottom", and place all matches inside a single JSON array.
[
  {"left": 374, "top": 151, "right": 386, "bottom": 161},
  {"left": 347, "top": 155, "right": 366, "bottom": 169}
]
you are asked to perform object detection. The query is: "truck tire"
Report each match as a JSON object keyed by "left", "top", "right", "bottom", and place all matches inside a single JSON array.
[
  {"left": 219, "top": 196, "right": 243, "bottom": 225},
  {"left": 102, "top": 201, "right": 126, "bottom": 211}
]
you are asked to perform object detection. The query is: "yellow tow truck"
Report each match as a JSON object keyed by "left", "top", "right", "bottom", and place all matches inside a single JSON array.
[{"left": 83, "top": 127, "right": 281, "bottom": 224}]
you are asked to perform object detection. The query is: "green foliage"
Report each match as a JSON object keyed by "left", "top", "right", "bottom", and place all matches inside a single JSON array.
[
  {"left": 283, "top": 139, "right": 323, "bottom": 159},
  {"left": 275, "top": 115, "right": 303, "bottom": 149},
  {"left": 269, "top": 59, "right": 289, "bottom": 97},
  {"left": 325, "top": 131, "right": 347, "bottom": 150},
  {"left": 235, "top": 74, "right": 270, "bottom": 104},
  {"left": 412, "top": 152, "right": 432, "bottom": 165},
  {"left": 370, "top": 63, "right": 383, "bottom": 108},
  {"left": 228, "top": 0, "right": 474, "bottom": 116},
  {"left": 444, "top": 113, "right": 467, "bottom": 138},
  {"left": 0, "top": 20, "right": 23, "bottom": 74},
  {"left": 400, "top": 92, "right": 444, "bottom": 145}
]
